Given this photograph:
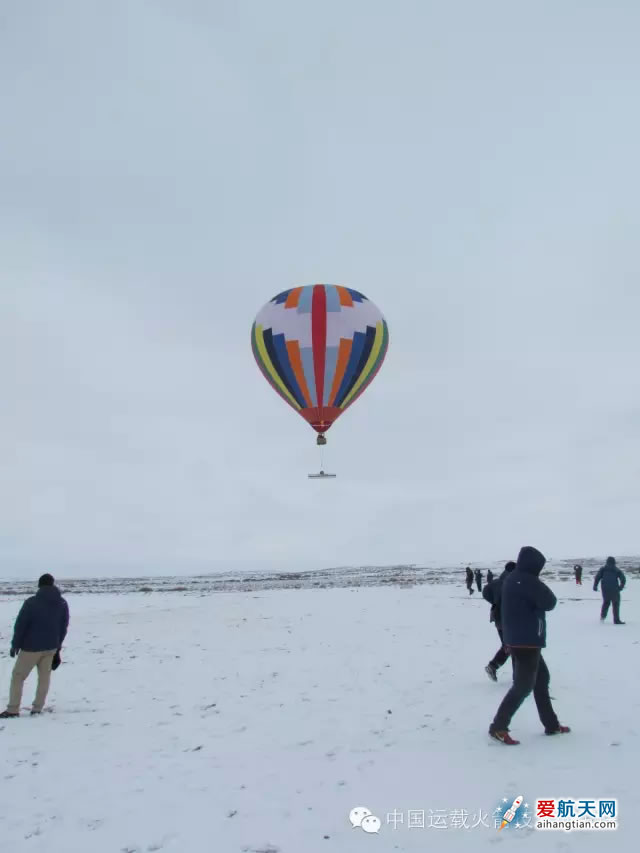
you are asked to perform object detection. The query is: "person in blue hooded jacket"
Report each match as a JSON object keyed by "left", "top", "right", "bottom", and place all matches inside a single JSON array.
[
  {"left": 593, "top": 557, "right": 626, "bottom": 624},
  {"left": 0, "top": 574, "right": 69, "bottom": 718},
  {"left": 488, "top": 546, "right": 570, "bottom": 745}
]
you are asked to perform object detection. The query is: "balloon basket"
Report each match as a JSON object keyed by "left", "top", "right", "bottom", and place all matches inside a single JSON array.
[{"left": 316, "top": 434, "right": 327, "bottom": 446}]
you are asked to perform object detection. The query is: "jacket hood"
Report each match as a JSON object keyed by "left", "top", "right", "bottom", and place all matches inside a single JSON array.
[
  {"left": 605, "top": 557, "right": 616, "bottom": 568},
  {"left": 36, "top": 585, "right": 62, "bottom": 603},
  {"left": 504, "top": 561, "right": 516, "bottom": 573},
  {"left": 516, "top": 546, "right": 546, "bottom": 576}
]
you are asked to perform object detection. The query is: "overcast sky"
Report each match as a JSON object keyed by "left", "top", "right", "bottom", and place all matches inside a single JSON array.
[{"left": 1, "top": 1, "right": 639, "bottom": 579}]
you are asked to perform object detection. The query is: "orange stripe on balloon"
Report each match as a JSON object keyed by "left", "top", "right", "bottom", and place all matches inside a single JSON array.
[
  {"left": 286, "top": 340, "right": 313, "bottom": 408},
  {"left": 336, "top": 286, "right": 353, "bottom": 307},
  {"left": 285, "top": 287, "right": 302, "bottom": 308},
  {"left": 328, "top": 338, "right": 352, "bottom": 406}
]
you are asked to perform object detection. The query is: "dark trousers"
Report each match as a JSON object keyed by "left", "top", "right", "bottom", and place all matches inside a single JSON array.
[
  {"left": 491, "top": 648, "right": 559, "bottom": 732},
  {"left": 601, "top": 597, "right": 621, "bottom": 622},
  {"left": 475, "top": 578, "right": 482, "bottom": 592},
  {"left": 489, "top": 626, "right": 510, "bottom": 670},
  {"left": 466, "top": 582, "right": 474, "bottom": 595}
]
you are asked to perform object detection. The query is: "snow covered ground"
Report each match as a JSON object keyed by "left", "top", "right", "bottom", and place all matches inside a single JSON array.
[{"left": 0, "top": 580, "right": 637, "bottom": 852}]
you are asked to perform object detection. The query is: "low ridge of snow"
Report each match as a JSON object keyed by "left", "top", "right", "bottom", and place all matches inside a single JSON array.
[{"left": 1, "top": 557, "right": 637, "bottom": 596}]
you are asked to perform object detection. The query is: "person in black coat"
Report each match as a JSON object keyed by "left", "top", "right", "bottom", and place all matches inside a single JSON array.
[
  {"left": 465, "top": 566, "right": 474, "bottom": 595},
  {"left": 573, "top": 564, "right": 583, "bottom": 585},
  {"left": 593, "top": 557, "right": 626, "bottom": 624},
  {"left": 488, "top": 546, "right": 570, "bottom": 744},
  {"left": 482, "top": 561, "right": 516, "bottom": 680},
  {"left": 486, "top": 569, "right": 494, "bottom": 585},
  {"left": 0, "top": 574, "right": 69, "bottom": 718},
  {"left": 474, "top": 569, "right": 483, "bottom": 592}
]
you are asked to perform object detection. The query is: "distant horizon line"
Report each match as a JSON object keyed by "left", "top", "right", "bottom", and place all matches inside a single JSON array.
[{"left": 1, "top": 554, "right": 638, "bottom": 584}]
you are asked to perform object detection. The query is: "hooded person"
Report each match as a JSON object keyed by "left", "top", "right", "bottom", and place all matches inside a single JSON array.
[
  {"left": 0, "top": 574, "right": 69, "bottom": 718},
  {"left": 465, "top": 566, "right": 474, "bottom": 595},
  {"left": 573, "top": 564, "right": 583, "bottom": 585},
  {"left": 482, "top": 561, "right": 516, "bottom": 681},
  {"left": 474, "top": 568, "right": 483, "bottom": 592},
  {"left": 486, "top": 569, "right": 494, "bottom": 585},
  {"left": 593, "top": 557, "right": 626, "bottom": 624},
  {"left": 488, "top": 546, "right": 570, "bottom": 745}
]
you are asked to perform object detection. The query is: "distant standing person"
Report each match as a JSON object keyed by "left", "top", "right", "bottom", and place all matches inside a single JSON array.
[
  {"left": 0, "top": 574, "right": 69, "bottom": 718},
  {"left": 465, "top": 566, "right": 474, "bottom": 595},
  {"left": 482, "top": 561, "right": 516, "bottom": 681},
  {"left": 474, "top": 569, "right": 483, "bottom": 592},
  {"left": 593, "top": 557, "right": 626, "bottom": 624},
  {"left": 574, "top": 564, "right": 583, "bottom": 585},
  {"left": 486, "top": 569, "right": 494, "bottom": 585},
  {"left": 488, "top": 546, "right": 570, "bottom": 744}
]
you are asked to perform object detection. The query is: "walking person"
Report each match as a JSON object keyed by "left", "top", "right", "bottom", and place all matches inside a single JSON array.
[
  {"left": 488, "top": 546, "right": 570, "bottom": 745},
  {"left": 474, "top": 569, "right": 483, "bottom": 592},
  {"left": 573, "top": 564, "right": 583, "bottom": 585},
  {"left": 486, "top": 569, "right": 494, "bottom": 585},
  {"left": 593, "top": 557, "right": 626, "bottom": 624},
  {"left": 483, "top": 561, "right": 516, "bottom": 681},
  {"left": 0, "top": 574, "right": 69, "bottom": 719},
  {"left": 465, "top": 566, "right": 474, "bottom": 595}
]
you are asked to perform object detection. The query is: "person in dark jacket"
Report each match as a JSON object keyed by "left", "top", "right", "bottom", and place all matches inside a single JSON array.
[
  {"left": 482, "top": 561, "right": 516, "bottom": 681},
  {"left": 465, "top": 566, "right": 474, "bottom": 595},
  {"left": 486, "top": 569, "right": 494, "bottom": 585},
  {"left": 488, "top": 546, "right": 570, "bottom": 744},
  {"left": 0, "top": 574, "right": 69, "bottom": 718},
  {"left": 573, "top": 564, "right": 583, "bottom": 585},
  {"left": 593, "top": 557, "right": 626, "bottom": 624},
  {"left": 474, "top": 569, "right": 483, "bottom": 592}
]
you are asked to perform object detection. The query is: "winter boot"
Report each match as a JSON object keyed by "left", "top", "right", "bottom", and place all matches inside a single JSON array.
[
  {"left": 485, "top": 664, "right": 498, "bottom": 682},
  {"left": 545, "top": 724, "right": 571, "bottom": 735},
  {"left": 0, "top": 711, "right": 19, "bottom": 719},
  {"left": 489, "top": 728, "right": 520, "bottom": 745}
]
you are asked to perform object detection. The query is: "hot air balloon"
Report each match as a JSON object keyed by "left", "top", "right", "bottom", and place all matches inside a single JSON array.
[{"left": 251, "top": 284, "right": 389, "bottom": 473}]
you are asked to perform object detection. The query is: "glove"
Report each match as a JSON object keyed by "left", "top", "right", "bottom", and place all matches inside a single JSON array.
[
  {"left": 10, "top": 647, "right": 17, "bottom": 658},
  {"left": 51, "top": 650, "right": 61, "bottom": 671}
]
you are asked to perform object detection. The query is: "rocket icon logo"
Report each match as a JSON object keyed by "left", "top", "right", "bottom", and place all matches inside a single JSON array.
[{"left": 499, "top": 796, "right": 524, "bottom": 831}]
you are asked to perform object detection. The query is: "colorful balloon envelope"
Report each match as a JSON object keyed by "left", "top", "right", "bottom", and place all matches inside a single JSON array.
[{"left": 251, "top": 284, "right": 389, "bottom": 445}]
